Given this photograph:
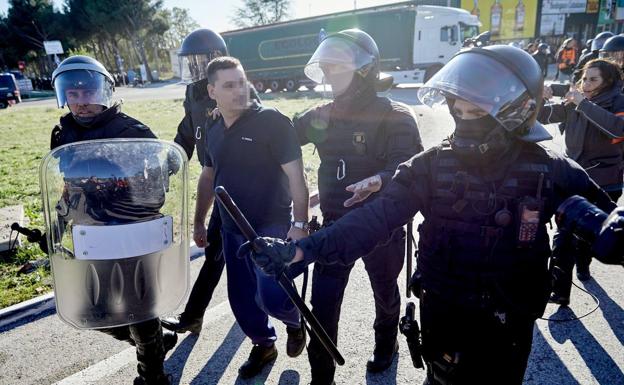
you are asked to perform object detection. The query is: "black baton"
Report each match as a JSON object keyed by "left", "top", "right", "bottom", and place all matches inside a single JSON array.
[
  {"left": 406, "top": 219, "right": 413, "bottom": 298},
  {"left": 214, "top": 186, "right": 345, "bottom": 365}
]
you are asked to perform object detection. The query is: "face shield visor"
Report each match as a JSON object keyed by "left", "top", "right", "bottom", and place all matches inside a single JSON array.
[
  {"left": 417, "top": 52, "right": 537, "bottom": 134},
  {"left": 600, "top": 50, "right": 624, "bottom": 66},
  {"left": 304, "top": 36, "right": 375, "bottom": 95},
  {"left": 183, "top": 51, "right": 224, "bottom": 83},
  {"left": 54, "top": 70, "right": 113, "bottom": 109}
]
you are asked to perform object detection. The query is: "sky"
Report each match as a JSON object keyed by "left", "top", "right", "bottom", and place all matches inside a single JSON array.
[{"left": 0, "top": 0, "right": 401, "bottom": 33}]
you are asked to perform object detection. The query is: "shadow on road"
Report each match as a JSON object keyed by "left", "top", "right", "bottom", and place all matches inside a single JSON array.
[
  {"left": 580, "top": 278, "right": 624, "bottom": 346},
  {"left": 166, "top": 333, "right": 199, "bottom": 385},
  {"left": 524, "top": 327, "right": 579, "bottom": 385},
  {"left": 190, "top": 321, "right": 246, "bottom": 385},
  {"left": 548, "top": 304, "right": 623, "bottom": 384},
  {"left": 277, "top": 369, "right": 300, "bottom": 384}
]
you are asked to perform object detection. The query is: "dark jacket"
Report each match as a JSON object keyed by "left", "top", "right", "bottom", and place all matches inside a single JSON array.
[
  {"left": 532, "top": 51, "right": 549, "bottom": 78},
  {"left": 538, "top": 83, "right": 624, "bottom": 187},
  {"left": 174, "top": 79, "right": 259, "bottom": 166}
]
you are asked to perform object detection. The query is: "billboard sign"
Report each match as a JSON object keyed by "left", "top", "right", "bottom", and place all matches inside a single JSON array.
[{"left": 461, "top": 0, "right": 538, "bottom": 40}]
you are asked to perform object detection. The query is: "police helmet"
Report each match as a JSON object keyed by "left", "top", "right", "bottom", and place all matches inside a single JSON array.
[
  {"left": 304, "top": 28, "right": 392, "bottom": 92},
  {"left": 52, "top": 55, "right": 114, "bottom": 109},
  {"left": 538, "top": 43, "right": 549, "bottom": 53},
  {"left": 600, "top": 35, "right": 624, "bottom": 66},
  {"left": 179, "top": 29, "right": 228, "bottom": 82},
  {"left": 418, "top": 45, "right": 551, "bottom": 142},
  {"left": 592, "top": 31, "right": 614, "bottom": 51}
]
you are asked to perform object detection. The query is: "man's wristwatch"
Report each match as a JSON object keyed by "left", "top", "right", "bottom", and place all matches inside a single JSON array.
[{"left": 291, "top": 221, "right": 309, "bottom": 231}]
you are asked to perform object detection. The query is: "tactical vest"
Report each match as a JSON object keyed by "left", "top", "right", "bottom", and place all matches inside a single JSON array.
[
  {"left": 187, "top": 80, "right": 217, "bottom": 167},
  {"left": 314, "top": 97, "right": 394, "bottom": 219},
  {"left": 417, "top": 141, "right": 554, "bottom": 315}
]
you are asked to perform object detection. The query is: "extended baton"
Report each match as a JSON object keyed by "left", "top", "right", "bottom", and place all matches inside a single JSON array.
[{"left": 214, "top": 186, "right": 345, "bottom": 365}]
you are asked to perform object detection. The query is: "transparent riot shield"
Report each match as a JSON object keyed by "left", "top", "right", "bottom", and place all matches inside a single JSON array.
[{"left": 40, "top": 139, "right": 189, "bottom": 329}]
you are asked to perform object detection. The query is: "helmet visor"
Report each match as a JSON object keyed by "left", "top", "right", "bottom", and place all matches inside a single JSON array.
[
  {"left": 185, "top": 52, "right": 222, "bottom": 82},
  {"left": 417, "top": 52, "right": 537, "bottom": 133},
  {"left": 304, "top": 36, "right": 375, "bottom": 84},
  {"left": 54, "top": 70, "right": 113, "bottom": 109},
  {"left": 600, "top": 50, "right": 624, "bottom": 65}
]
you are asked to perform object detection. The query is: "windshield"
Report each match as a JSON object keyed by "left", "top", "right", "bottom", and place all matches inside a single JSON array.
[
  {"left": 0, "top": 76, "right": 14, "bottom": 88},
  {"left": 460, "top": 23, "right": 479, "bottom": 42}
]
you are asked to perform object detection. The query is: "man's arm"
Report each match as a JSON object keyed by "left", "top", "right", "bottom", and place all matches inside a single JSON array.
[
  {"left": 193, "top": 166, "right": 216, "bottom": 247},
  {"left": 281, "top": 158, "right": 309, "bottom": 240}
]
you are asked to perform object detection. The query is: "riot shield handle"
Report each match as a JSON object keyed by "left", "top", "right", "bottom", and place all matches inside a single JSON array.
[{"left": 214, "top": 186, "right": 346, "bottom": 366}]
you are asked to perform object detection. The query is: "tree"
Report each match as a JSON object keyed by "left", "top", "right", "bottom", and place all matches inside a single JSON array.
[
  {"left": 232, "top": 0, "right": 291, "bottom": 28},
  {"left": 162, "top": 7, "right": 199, "bottom": 49}
]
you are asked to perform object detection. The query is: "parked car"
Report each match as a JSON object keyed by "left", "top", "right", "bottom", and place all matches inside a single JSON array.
[
  {"left": 10, "top": 71, "right": 33, "bottom": 96},
  {"left": 0, "top": 73, "right": 21, "bottom": 108}
]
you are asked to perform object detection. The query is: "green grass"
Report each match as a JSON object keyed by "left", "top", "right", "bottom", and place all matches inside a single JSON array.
[{"left": 0, "top": 95, "right": 323, "bottom": 308}]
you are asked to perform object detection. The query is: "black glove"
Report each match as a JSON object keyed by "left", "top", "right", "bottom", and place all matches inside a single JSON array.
[
  {"left": 594, "top": 207, "right": 624, "bottom": 265},
  {"left": 237, "top": 237, "right": 296, "bottom": 276}
]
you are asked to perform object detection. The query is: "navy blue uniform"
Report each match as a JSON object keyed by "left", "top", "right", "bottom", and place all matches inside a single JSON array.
[
  {"left": 297, "top": 140, "right": 614, "bottom": 385},
  {"left": 205, "top": 102, "right": 302, "bottom": 345},
  {"left": 173, "top": 80, "right": 260, "bottom": 322},
  {"left": 294, "top": 91, "right": 422, "bottom": 383}
]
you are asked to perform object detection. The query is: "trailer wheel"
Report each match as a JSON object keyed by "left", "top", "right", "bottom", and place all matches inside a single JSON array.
[
  {"left": 269, "top": 80, "right": 283, "bottom": 93},
  {"left": 424, "top": 65, "right": 443, "bottom": 83},
  {"left": 254, "top": 80, "right": 267, "bottom": 93},
  {"left": 285, "top": 79, "right": 298, "bottom": 92}
]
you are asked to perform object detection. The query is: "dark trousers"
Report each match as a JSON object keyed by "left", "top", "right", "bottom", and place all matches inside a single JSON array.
[
  {"left": 101, "top": 318, "right": 165, "bottom": 380},
  {"left": 222, "top": 223, "right": 300, "bottom": 346},
  {"left": 183, "top": 214, "right": 226, "bottom": 319},
  {"left": 420, "top": 291, "right": 535, "bottom": 385},
  {"left": 308, "top": 227, "right": 405, "bottom": 384}
]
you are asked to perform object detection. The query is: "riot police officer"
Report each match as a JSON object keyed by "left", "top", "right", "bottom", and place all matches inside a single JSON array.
[
  {"left": 574, "top": 31, "right": 614, "bottom": 82},
  {"left": 163, "top": 28, "right": 260, "bottom": 334},
  {"left": 293, "top": 29, "right": 422, "bottom": 384},
  {"left": 247, "top": 45, "right": 616, "bottom": 385},
  {"left": 50, "top": 55, "right": 178, "bottom": 385},
  {"left": 600, "top": 34, "right": 624, "bottom": 70}
]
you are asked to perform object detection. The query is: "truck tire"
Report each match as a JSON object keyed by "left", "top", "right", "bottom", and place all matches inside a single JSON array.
[
  {"left": 424, "top": 65, "right": 443, "bottom": 83},
  {"left": 285, "top": 79, "right": 298, "bottom": 92},
  {"left": 0, "top": 101, "right": 6, "bottom": 109},
  {"left": 254, "top": 80, "right": 267, "bottom": 93},
  {"left": 269, "top": 80, "right": 283, "bottom": 93}
]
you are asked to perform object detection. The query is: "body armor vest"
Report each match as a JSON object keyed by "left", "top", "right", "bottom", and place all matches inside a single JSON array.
[
  {"left": 187, "top": 80, "right": 217, "bottom": 167},
  {"left": 417, "top": 141, "right": 555, "bottom": 316},
  {"left": 315, "top": 97, "right": 394, "bottom": 219}
]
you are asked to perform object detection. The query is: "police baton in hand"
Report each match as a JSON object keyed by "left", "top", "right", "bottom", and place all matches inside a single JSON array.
[{"left": 214, "top": 186, "right": 345, "bottom": 365}]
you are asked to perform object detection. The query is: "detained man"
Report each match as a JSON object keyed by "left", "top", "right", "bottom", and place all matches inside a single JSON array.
[{"left": 193, "top": 56, "right": 309, "bottom": 379}]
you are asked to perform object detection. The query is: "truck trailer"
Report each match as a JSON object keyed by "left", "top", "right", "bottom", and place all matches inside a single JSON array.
[{"left": 219, "top": 1, "right": 480, "bottom": 92}]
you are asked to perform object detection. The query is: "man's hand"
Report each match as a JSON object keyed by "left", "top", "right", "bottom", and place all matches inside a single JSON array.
[
  {"left": 343, "top": 175, "right": 382, "bottom": 207},
  {"left": 193, "top": 223, "right": 208, "bottom": 248},
  {"left": 287, "top": 226, "right": 308, "bottom": 241},
  {"left": 238, "top": 237, "right": 301, "bottom": 276}
]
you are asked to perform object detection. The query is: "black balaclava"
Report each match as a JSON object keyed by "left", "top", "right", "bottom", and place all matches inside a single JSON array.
[
  {"left": 449, "top": 101, "right": 514, "bottom": 169},
  {"left": 333, "top": 69, "right": 377, "bottom": 111}
]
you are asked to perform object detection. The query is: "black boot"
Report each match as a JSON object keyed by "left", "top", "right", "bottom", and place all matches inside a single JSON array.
[
  {"left": 161, "top": 313, "right": 203, "bottom": 334},
  {"left": 133, "top": 373, "right": 171, "bottom": 385},
  {"left": 366, "top": 340, "right": 399, "bottom": 373},
  {"left": 130, "top": 319, "right": 169, "bottom": 385},
  {"left": 163, "top": 330, "right": 178, "bottom": 354},
  {"left": 286, "top": 322, "right": 306, "bottom": 358},
  {"left": 238, "top": 344, "right": 278, "bottom": 379}
]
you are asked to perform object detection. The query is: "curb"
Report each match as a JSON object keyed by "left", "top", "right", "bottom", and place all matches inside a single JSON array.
[
  {"left": 0, "top": 192, "right": 320, "bottom": 332},
  {"left": 0, "top": 242, "right": 205, "bottom": 332}
]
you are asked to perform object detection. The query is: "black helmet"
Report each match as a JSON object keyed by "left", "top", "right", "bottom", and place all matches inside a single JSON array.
[
  {"left": 592, "top": 31, "right": 615, "bottom": 51},
  {"left": 418, "top": 44, "right": 551, "bottom": 142},
  {"left": 304, "top": 28, "right": 392, "bottom": 93},
  {"left": 51, "top": 55, "right": 114, "bottom": 109},
  {"left": 538, "top": 43, "right": 549, "bottom": 52},
  {"left": 600, "top": 35, "right": 624, "bottom": 65},
  {"left": 179, "top": 29, "right": 228, "bottom": 82}
]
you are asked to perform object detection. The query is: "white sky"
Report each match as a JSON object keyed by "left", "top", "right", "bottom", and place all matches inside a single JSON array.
[{"left": 0, "top": 0, "right": 401, "bottom": 33}]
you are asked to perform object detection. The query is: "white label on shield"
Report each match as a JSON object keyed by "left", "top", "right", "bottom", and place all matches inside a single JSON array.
[{"left": 72, "top": 216, "right": 173, "bottom": 260}]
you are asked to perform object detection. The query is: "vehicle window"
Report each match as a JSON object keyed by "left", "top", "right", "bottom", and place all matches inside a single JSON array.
[
  {"left": 0, "top": 76, "right": 13, "bottom": 88},
  {"left": 460, "top": 23, "right": 479, "bottom": 42},
  {"left": 440, "top": 27, "right": 449, "bottom": 42}
]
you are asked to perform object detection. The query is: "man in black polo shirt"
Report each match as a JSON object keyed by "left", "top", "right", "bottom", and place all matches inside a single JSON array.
[{"left": 193, "top": 56, "right": 309, "bottom": 379}]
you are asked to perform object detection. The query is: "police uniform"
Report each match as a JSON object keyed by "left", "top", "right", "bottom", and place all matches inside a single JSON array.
[
  {"left": 51, "top": 103, "right": 174, "bottom": 385},
  {"left": 296, "top": 139, "right": 614, "bottom": 385},
  {"left": 250, "top": 45, "right": 617, "bottom": 385},
  {"left": 294, "top": 62, "right": 422, "bottom": 385}
]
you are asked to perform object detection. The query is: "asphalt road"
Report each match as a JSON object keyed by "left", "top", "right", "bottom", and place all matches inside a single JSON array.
[{"left": 0, "top": 88, "right": 622, "bottom": 385}]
